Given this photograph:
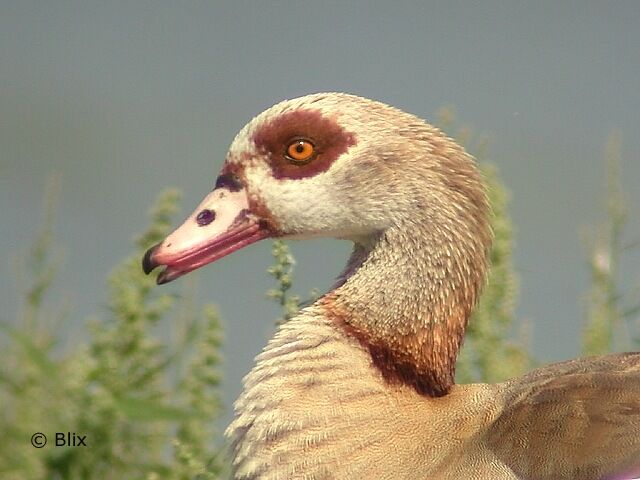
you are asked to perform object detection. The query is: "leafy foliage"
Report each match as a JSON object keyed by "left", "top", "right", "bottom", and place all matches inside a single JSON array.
[
  {"left": 0, "top": 189, "right": 225, "bottom": 479},
  {"left": 582, "top": 132, "right": 639, "bottom": 355},
  {"left": 266, "top": 240, "right": 301, "bottom": 324},
  {"left": 457, "top": 162, "right": 532, "bottom": 383}
]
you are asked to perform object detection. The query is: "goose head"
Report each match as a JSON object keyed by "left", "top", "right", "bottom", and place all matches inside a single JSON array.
[{"left": 143, "top": 92, "right": 491, "bottom": 395}]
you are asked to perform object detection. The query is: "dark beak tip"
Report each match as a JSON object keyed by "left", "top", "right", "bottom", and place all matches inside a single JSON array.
[{"left": 142, "top": 243, "right": 160, "bottom": 275}]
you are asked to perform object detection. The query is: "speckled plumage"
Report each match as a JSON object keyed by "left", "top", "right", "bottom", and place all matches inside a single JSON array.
[{"left": 149, "top": 93, "right": 640, "bottom": 479}]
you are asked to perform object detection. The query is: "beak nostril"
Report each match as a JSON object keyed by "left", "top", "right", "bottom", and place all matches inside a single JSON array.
[{"left": 196, "top": 209, "right": 216, "bottom": 226}]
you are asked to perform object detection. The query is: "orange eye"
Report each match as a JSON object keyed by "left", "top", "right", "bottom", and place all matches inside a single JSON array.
[{"left": 285, "top": 139, "right": 315, "bottom": 163}]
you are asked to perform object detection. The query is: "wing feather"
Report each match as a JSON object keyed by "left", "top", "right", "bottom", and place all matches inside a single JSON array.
[{"left": 485, "top": 353, "right": 640, "bottom": 480}]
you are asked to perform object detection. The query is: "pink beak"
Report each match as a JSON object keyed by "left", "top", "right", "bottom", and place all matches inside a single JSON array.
[{"left": 142, "top": 176, "right": 270, "bottom": 284}]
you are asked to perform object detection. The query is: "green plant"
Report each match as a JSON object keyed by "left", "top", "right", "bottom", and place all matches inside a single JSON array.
[
  {"left": 266, "top": 240, "right": 301, "bottom": 324},
  {"left": 582, "top": 131, "right": 640, "bottom": 355},
  {"left": 0, "top": 188, "right": 226, "bottom": 480}
]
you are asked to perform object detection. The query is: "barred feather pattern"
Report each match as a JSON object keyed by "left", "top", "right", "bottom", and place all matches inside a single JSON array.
[{"left": 226, "top": 311, "right": 521, "bottom": 480}]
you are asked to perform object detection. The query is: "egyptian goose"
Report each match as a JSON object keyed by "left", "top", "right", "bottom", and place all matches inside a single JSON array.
[{"left": 143, "top": 93, "right": 640, "bottom": 479}]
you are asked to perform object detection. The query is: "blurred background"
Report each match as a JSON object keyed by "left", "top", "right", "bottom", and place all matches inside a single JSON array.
[{"left": 1, "top": 0, "right": 639, "bottom": 450}]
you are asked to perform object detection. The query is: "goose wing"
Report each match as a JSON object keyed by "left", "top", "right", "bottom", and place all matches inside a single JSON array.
[{"left": 485, "top": 352, "right": 640, "bottom": 480}]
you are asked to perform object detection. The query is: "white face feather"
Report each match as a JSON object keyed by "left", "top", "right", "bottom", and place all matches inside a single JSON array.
[
  {"left": 243, "top": 160, "right": 391, "bottom": 241},
  {"left": 221, "top": 92, "right": 481, "bottom": 249},
  {"left": 225, "top": 93, "right": 400, "bottom": 241}
]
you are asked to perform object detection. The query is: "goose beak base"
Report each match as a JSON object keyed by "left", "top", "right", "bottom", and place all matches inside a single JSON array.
[{"left": 142, "top": 187, "right": 270, "bottom": 284}]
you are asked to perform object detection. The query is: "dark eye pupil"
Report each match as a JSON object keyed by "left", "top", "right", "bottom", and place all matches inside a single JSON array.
[{"left": 295, "top": 143, "right": 305, "bottom": 153}]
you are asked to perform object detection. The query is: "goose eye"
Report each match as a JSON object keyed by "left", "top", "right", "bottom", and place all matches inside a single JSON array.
[{"left": 285, "top": 139, "right": 315, "bottom": 163}]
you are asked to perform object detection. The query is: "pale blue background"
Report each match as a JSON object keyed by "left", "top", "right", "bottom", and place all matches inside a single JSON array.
[{"left": 2, "top": 1, "right": 639, "bottom": 420}]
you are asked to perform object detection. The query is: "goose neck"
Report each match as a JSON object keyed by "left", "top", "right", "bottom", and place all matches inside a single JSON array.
[{"left": 321, "top": 215, "right": 487, "bottom": 396}]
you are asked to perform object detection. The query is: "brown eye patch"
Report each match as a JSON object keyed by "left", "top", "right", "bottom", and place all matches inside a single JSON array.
[{"left": 252, "top": 109, "right": 357, "bottom": 180}]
